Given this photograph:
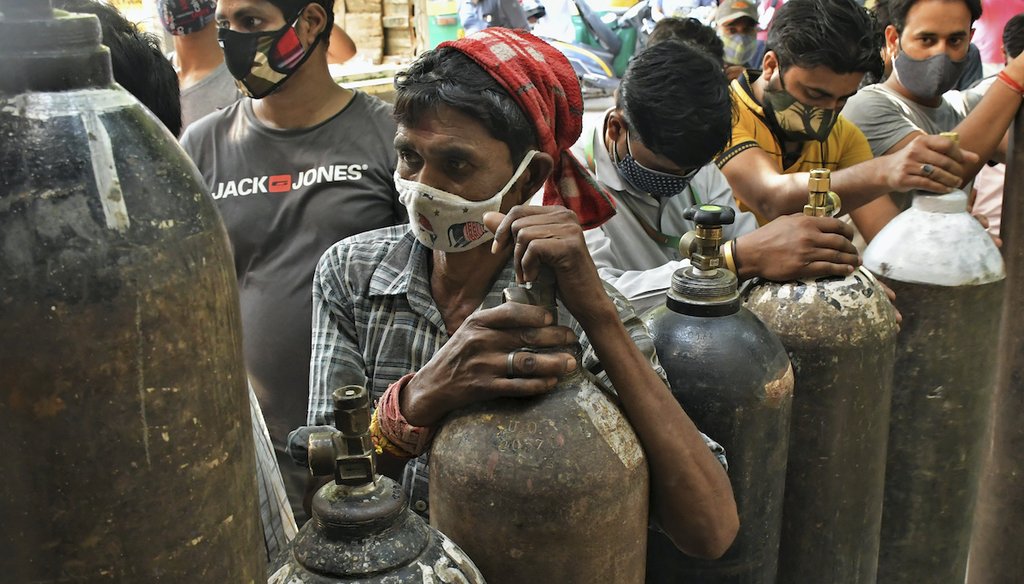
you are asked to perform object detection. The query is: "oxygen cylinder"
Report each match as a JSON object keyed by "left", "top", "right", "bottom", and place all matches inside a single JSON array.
[
  {"left": 863, "top": 133, "right": 1005, "bottom": 584},
  {"left": 968, "top": 110, "right": 1024, "bottom": 584},
  {"left": 272, "top": 386, "right": 484, "bottom": 583},
  {"left": 0, "top": 2, "right": 264, "bottom": 581},
  {"left": 744, "top": 169, "right": 899, "bottom": 583},
  {"left": 429, "top": 273, "right": 650, "bottom": 584},
  {"left": 643, "top": 204, "right": 793, "bottom": 583}
]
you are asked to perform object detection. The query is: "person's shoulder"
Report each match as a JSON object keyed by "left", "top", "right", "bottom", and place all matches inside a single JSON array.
[
  {"left": 833, "top": 114, "right": 868, "bottom": 139},
  {"left": 329, "top": 224, "right": 408, "bottom": 257},
  {"left": 692, "top": 162, "right": 726, "bottom": 186},
  {"left": 332, "top": 91, "right": 398, "bottom": 151},
  {"left": 830, "top": 115, "right": 873, "bottom": 164},
  {"left": 180, "top": 99, "right": 246, "bottom": 145},
  {"left": 844, "top": 84, "right": 905, "bottom": 114},
  {"left": 348, "top": 91, "right": 396, "bottom": 124},
  {"left": 318, "top": 225, "right": 410, "bottom": 278}
]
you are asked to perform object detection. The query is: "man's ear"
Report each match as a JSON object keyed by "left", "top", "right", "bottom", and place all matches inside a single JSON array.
[
  {"left": 761, "top": 50, "right": 779, "bottom": 80},
  {"left": 517, "top": 152, "right": 555, "bottom": 204},
  {"left": 884, "top": 24, "right": 900, "bottom": 61},
  {"left": 299, "top": 3, "right": 328, "bottom": 46},
  {"left": 606, "top": 110, "right": 626, "bottom": 147}
]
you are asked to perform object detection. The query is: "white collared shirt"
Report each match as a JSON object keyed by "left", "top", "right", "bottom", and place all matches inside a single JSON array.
[{"left": 574, "top": 111, "right": 758, "bottom": 314}]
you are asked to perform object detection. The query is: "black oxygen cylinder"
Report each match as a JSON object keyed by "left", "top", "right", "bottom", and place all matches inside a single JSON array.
[
  {"left": 643, "top": 204, "right": 793, "bottom": 583},
  {"left": 744, "top": 169, "right": 900, "bottom": 583},
  {"left": 0, "top": 2, "right": 264, "bottom": 581},
  {"left": 862, "top": 133, "right": 1006, "bottom": 584},
  {"left": 271, "top": 386, "right": 485, "bottom": 583}
]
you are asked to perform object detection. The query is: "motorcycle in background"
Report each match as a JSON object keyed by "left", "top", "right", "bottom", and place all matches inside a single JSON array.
[{"left": 541, "top": 0, "right": 650, "bottom": 97}]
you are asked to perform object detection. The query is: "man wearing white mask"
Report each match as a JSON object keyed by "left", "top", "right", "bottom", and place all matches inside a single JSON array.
[{"left": 306, "top": 28, "right": 740, "bottom": 559}]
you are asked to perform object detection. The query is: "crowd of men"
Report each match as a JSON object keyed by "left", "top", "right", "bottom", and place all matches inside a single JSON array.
[{"left": 74, "top": 0, "right": 1024, "bottom": 573}]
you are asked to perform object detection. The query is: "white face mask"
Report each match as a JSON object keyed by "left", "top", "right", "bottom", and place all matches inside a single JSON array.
[{"left": 396, "top": 150, "right": 539, "bottom": 253}]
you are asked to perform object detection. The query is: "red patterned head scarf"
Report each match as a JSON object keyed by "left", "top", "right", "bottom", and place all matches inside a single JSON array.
[{"left": 439, "top": 28, "right": 616, "bottom": 229}]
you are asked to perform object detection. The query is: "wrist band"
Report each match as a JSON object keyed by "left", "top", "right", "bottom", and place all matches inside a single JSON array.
[
  {"left": 370, "top": 408, "right": 416, "bottom": 458},
  {"left": 372, "top": 373, "right": 435, "bottom": 457},
  {"left": 998, "top": 71, "right": 1024, "bottom": 97},
  {"left": 722, "top": 240, "right": 738, "bottom": 275}
]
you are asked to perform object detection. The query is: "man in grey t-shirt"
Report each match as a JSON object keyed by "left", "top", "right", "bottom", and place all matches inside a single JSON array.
[
  {"left": 180, "top": 0, "right": 404, "bottom": 525},
  {"left": 843, "top": 0, "right": 1024, "bottom": 222},
  {"left": 158, "top": 0, "right": 240, "bottom": 131}
]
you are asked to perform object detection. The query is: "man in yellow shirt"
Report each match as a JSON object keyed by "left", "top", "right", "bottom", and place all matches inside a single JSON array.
[{"left": 715, "top": 0, "right": 977, "bottom": 241}]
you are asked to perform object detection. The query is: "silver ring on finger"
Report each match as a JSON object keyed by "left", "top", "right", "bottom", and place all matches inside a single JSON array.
[
  {"left": 505, "top": 350, "right": 520, "bottom": 377},
  {"left": 506, "top": 348, "right": 536, "bottom": 378},
  {"left": 921, "top": 163, "right": 935, "bottom": 175}
]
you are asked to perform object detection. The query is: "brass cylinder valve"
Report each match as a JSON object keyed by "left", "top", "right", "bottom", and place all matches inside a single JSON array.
[
  {"left": 308, "top": 385, "right": 376, "bottom": 486},
  {"left": 804, "top": 168, "right": 842, "bottom": 217},
  {"left": 678, "top": 204, "right": 736, "bottom": 273}
]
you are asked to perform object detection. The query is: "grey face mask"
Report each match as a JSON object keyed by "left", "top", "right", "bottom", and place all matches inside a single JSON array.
[{"left": 892, "top": 49, "right": 967, "bottom": 100}]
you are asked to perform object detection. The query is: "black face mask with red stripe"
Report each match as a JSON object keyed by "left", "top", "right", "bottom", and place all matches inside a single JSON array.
[{"left": 218, "top": 5, "right": 322, "bottom": 99}]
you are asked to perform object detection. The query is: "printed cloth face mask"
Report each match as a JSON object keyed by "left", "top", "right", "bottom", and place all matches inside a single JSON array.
[
  {"left": 396, "top": 150, "right": 540, "bottom": 252},
  {"left": 892, "top": 46, "right": 967, "bottom": 100},
  {"left": 722, "top": 32, "right": 757, "bottom": 66},
  {"left": 762, "top": 68, "right": 839, "bottom": 143},
  {"left": 614, "top": 129, "right": 699, "bottom": 198},
  {"left": 218, "top": 5, "right": 321, "bottom": 99}
]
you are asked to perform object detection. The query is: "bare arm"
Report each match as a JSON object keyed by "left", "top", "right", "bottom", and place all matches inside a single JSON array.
[
  {"left": 487, "top": 206, "right": 739, "bottom": 559},
  {"left": 848, "top": 196, "right": 901, "bottom": 243},
  {"left": 951, "top": 55, "right": 1024, "bottom": 174},
  {"left": 327, "top": 24, "right": 357, "bottom": 65},
  {"left": 721, "top": 135, "right": 973, "bottom": 222}
]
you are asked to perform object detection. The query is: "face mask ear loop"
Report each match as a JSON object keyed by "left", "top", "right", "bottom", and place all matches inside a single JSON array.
[{"left": 494, "top": 150, "right": 541, "bottom": 202}]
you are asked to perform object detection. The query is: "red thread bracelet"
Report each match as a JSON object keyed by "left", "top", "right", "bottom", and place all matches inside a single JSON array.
[{"left": 998, "top": 71, "right": 1024, "bottom": 97}]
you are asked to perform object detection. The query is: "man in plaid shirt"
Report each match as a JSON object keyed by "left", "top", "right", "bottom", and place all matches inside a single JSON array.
[{"left": 303, "top": 28, "right": 738, "bottom": 560}]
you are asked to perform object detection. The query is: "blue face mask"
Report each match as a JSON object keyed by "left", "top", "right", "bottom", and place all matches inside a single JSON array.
[{"left": 614, "top": 129, "right": 699, "bottom": 198}]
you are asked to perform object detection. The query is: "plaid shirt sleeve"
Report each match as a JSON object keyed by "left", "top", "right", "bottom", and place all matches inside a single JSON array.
[
  {"left": 307, "top": 246, "right": 368, "bottom": 426},
  {"left": 249, "top": 383, "right": 297, "bottom": 565}
]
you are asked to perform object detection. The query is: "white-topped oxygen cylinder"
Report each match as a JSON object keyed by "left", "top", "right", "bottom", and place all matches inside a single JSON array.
[
  {"left": 863, "top": 133, "right": 1005, "bottom": 584},
  {"left": 863, "top": 190, "right": 1003, "bottom": 287}
]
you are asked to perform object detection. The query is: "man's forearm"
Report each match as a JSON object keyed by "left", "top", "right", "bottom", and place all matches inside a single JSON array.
[
  {"left": 955, "top": 81, "right": 1022, "bottom": 178},
  {"left": 727, "top": 158, "right": 884, "bottom": 220},
  {"left": 826, "top": 158, "right": 899, "bottom": 212},
  {"left": 580, "top": 312, "right": 738, "bottom": 559}
]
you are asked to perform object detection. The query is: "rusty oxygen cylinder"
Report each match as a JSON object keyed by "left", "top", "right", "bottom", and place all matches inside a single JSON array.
[
  {"left": 862, "top": 133, "right": 1006, "bottom": 584},
  {"left": 744, "top": 169, "right": 900, "bottom": 583},
  {"left": 968, "top": 105, "right": 1024, "bottom": 584},
  {"left": 642, "top": 204, "right": 793, "bottom": 583},
  {"left": 429, "top": 271, "right": 650, "bottom": 584},
  {"left": 272, "top": 386, "right": 484, "bottom": 583},
  {"left": 0, "top": 1, "right": 264, "bottom": 581}
]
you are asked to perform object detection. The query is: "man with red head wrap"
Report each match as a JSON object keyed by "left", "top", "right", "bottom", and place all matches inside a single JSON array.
[{"left": 304, "top": 28, "right": 739, "bottom": 573}]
